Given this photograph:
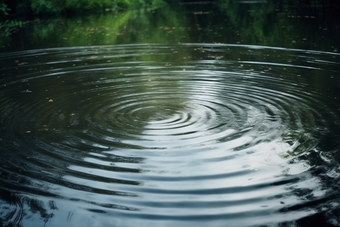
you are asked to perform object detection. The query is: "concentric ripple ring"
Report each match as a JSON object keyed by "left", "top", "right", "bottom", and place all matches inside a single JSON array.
[{"left": 0, "top": 44, "right": 340, "bottom": 227}]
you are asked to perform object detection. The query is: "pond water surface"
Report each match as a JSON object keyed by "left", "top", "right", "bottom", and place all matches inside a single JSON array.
[{"left": 1, "top": 2, "right": 340, "bottom": 227}]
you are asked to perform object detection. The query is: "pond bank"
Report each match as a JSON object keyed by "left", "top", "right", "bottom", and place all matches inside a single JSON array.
[{"left": 0, "top": 0, "right": 167, "bottom": 38}]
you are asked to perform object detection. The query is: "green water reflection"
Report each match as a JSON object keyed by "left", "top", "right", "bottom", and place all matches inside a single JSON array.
[{"left": 1, "top": 2, "right": 339, "bottom": 51}]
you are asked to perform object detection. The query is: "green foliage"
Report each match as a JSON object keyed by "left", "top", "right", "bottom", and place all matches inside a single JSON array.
[
  {"left": 1, "top": 0, "right": 165, "bottom": 41},
  {"left": 65, "top": 0, "right": 112, "bottom": 11},
  {"left": 0, "top": 0, "right": 167, "bottom": 20},
  {"left": 30, "top": 0, "right": 63, "bottom": 15},
  {"left": 0, "top": 1, "right": 21, "bottom": 39},
  {"left": 25, "top": 0, "right": 164, "bottom": 16},
  {"left": 112, "top": 0, "right": 164, "bottom": 9},
  {"left": 0, "top": 19, "right": 23, "bottom": 39},
  {"left": 0, "top": 2, "right": 10, "bottom": 18}
]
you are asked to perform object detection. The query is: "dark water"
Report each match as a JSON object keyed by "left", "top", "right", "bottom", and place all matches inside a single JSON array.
[{"left": 1, "top": 2, "right": 340, "bottom": 227}]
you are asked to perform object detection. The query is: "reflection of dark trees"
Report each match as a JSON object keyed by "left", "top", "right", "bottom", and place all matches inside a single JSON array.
[
  {"left": 0, "top": 189, "right": 54, "bottom": 227},
  {"left": 274, "top": 136, "right": 340, "bottom": 227},
  {"left": 264, "top": 0, "right": 340, "bottom": 20},
  {"left": 277, "top": 166, "right": 340, "bottom": 226},
  {"left": 216, "top": 0, "right": 340, "bottom": 51},
  {"left": 275, "top": 0, "right": 339, "bottom": 11}
]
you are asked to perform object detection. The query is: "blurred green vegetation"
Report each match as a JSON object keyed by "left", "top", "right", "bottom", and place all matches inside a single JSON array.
[
  {"left": 0, "top": 2, "right": 9, "bottom": 18},
  {"left": 1, "top": 0, "right": 339, "bottom": 22},
  {"left": 0, "top": 5, "right": 188, "bottom": 50},
  {"left": 1, "top": 0, "right": 340, "bottom": 53},
  {"left": 0, "top": 0, "right": 165, "bottom": 19},
  {"left": 1, "top": 0, "right": 340, "bottom": 52},
  {"left": 214, "top": 0, "right": 340, "bottom": 50},
  {"left": 0, "top": 0, "right": 166, "bottom": 41}
]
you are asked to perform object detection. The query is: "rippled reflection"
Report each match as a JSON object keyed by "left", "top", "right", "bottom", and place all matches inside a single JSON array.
[{"left": 1, "top": 43, "right": 340, "bottom": 227}]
